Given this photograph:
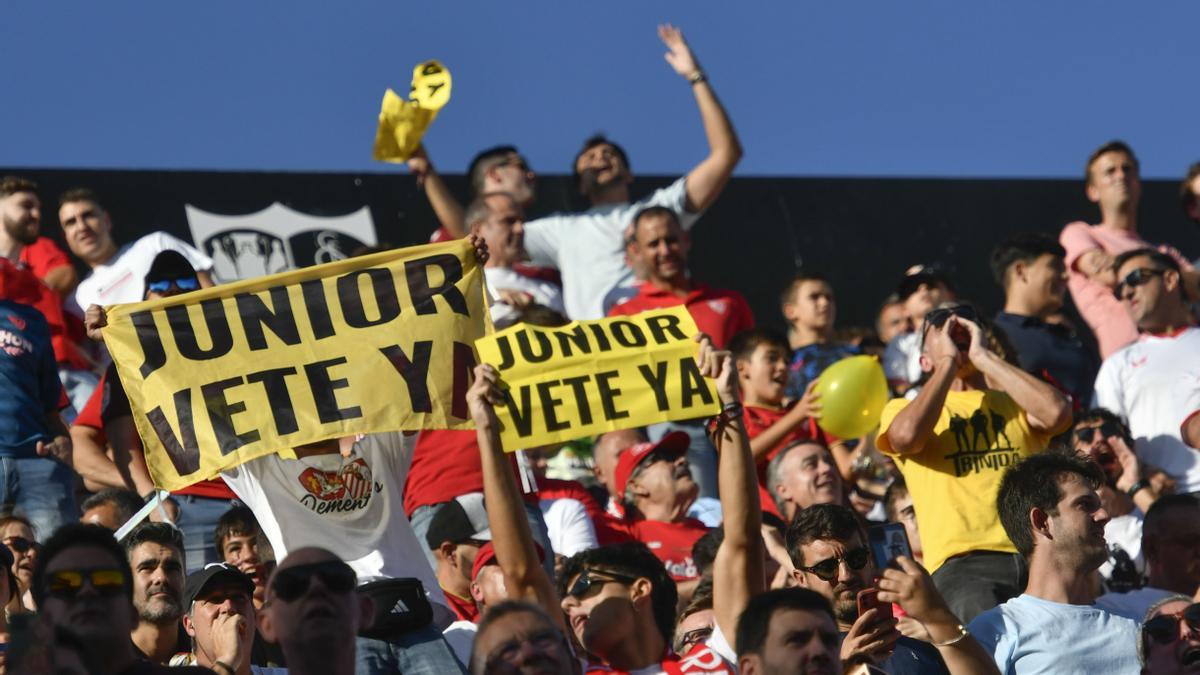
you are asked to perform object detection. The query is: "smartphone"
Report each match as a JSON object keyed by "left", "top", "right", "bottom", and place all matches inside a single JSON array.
[
  {"left": 857, "top": 588, "right": 893, "bottom": 619},
  {"left": 868, "top": 522, "right": 913, "bottom": 571}
]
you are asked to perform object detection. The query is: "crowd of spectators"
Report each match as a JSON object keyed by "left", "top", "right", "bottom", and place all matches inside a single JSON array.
[{"left": 3, "top": 24, "right": 1200, "bottom": 675}]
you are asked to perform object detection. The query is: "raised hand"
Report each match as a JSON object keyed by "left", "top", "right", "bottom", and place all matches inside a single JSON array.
[
  {"left": 406, "top": 144, "right": 431, "bottom": 189},
  {"left": 840, "top": 606, "right": 900, "bottom": 665},
  {"left": 466, "top": 364, "right": 504, "bottom": 429},
  {"left": 694, "top": 334, "right": 736, "bottom": 404},
  {"left": 876, "top": 556, "right": 959, "bottom": 630},
  {"left": 658, "top": 24, "right": 701, "bottom": 78},
  {"left": 793, "top": 379, "right": 823, "bottom": 421},
  {"left": 925, "top": 321, "right": 963, "bottom": 371},
  {"left": 84, "top": 304, "right": 108, "bottom": 342},
  {"left": 956, "top": 316, "right": 990, "bottom": 366}
]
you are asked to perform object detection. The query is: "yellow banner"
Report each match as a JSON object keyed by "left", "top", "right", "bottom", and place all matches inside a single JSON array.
[
  {"left": 373, "top": 60, "right": 452, "bottom": 162},
  {"left": 474, "top": 307, "right": 719, "bottom": 450},
  {"left": 103, "top": 240, "right": 491, "bottom": 491}
]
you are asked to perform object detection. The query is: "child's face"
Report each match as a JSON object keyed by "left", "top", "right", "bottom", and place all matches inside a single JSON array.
[{"left": 738, "top": 342, "right": 790, "bottom": 403}]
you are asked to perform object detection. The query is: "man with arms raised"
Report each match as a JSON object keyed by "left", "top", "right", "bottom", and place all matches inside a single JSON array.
[{"left": 969, "top": 452, "right": 1140, "bottom": 673}]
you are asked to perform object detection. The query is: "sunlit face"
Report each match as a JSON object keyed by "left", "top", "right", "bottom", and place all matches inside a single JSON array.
[
  {"left": 737, "top": 342, "right": 790, "bottom": 404},
  {"left": 560, "top": 569, "right": 641, "bottom": 659},
  {"left": 775, "top": 443, "right": 843, "bottom": 520},
  {"left": 1115, "top": 255, "right": 1174, "bottom": 330},
  {"left": 222, "top": 532, "right": 267, "bottom": 599},
  {"left": 0, "top": 191, "right": 41, "bottom": 246},
  {"left": 630, "top": 450, "right": 696, "bottom": 509},
  {"left": 473, "top": 194, "right": 525, "bottom": 267},
  {"left": 185, "top": 581, "right": 255, "bottom": 660},
  {"left": 738, "top": 608, "right": 840, "bottom": 675},
  {"left": 889, "top": 490, "right": 923, "bottom": 561},
  {"left": 877, "top": 302, "right": 907, "bottom": 343},
  {"left": 486, "top": 152, "right": 536, "bottom": 206},
  {"left": 1017, "top": 253, "right": 1067, "bottom": 313},
  {"left": 471, "top": 564, "right": 509, "bottom": 610},
  {"left": 1086, "top": 150, "right": 1141, "bottom": 211},
  {"left": 1072, "top": 419, "right": 1124, "bottom": 486},
  {"left": 787, "top": 280, "right": 836, "bottom": 333},
  {"left": 129, "top": 542, "right": 184, "bottom": 623},
  {"left": 575, "top": 143, "right": 630, "bottom": 196},
  {"left": 1045, "top": 474, "right": 1110, "bottom": 571},
  {"left": 2, "top": 521, "right": 37, "bottom": 591},
  {"left": 1143, "top": 599, "right": 1200, "bottom": 674},
  {"left": 903, "top": 282, "right": 948, "bottom": 324},
  {"left": 792, "top": 534, "right": 874, "bottom": 627},
  {"left": 593, "top": 430, "right": 643, "bottom": 499},
  {"left": 59, "top": 200, "right": 114, "bottom": 264},
  {"left": 473, "top": 609, "right": 576, "bottom": 675},
  {"left": 630, "top": 212, "right": 689, "bottom": 284}
]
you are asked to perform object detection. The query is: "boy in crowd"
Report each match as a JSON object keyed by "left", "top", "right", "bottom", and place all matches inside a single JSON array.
[
  {"left": 883, "top": 266, "right": 956, "bottom": 394},
  {"left": 214, "top": 505, "right": 273, "bottom": 609},
  {"left": 781, "top": 272, "right": 858, "bottom": 400}
]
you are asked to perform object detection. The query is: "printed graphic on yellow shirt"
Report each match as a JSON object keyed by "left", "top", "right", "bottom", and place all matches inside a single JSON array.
[{"left": 942, "top": 408, "right": 1022, "bottom": 477}]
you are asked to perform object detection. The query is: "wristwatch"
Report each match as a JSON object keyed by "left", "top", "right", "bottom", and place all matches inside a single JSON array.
[{"left": 1126, "top": 479, "right": 1150, "bottom": 499}]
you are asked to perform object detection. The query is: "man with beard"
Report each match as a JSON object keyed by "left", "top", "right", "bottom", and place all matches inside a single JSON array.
[
  {"left": 1138, "top": 594, "right": 1200, "bottom": 675},
  {"left": 970, "top": 452, "right": 1140, "bottom": 672},
  {"left": 766, "top": 440, "right": 845, "bottom": 523},
  {"left": 125, "top": 522, "right": 187, "bottom": 664},
  {"left": 0, "top": 176, "right": 77, "bottom": 295},
  {"left": 786, "top": 504, "right": 948, "bottom": 674}
]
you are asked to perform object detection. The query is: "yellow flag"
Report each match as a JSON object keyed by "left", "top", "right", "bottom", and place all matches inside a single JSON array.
[
  {"left": 373, "top": 60, "right": 452, "bottom": 162},
  {"left": 103, "top": 240, "right": 491, "bottom": 490},
  {"left": 474, "top": 307, "right": 720, "bottom": 450}
]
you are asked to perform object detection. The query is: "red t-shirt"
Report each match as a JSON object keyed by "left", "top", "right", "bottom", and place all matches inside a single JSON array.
[
  {"left": 0, "top": 259, "right": 86, "bottom": 369},
  {"left": 585, "top": 643, "right": 736, "bottom": 674},
  {"left": 18, "top": 237, "right": 71, "bottom": 281},
  {"left": 602, "top": 517, "right": 708, "bottom": 581},
  {"left": 536, "top": 477, "right": 604, "bottom": 521},
  {"left": 742, "top": 402, "right": 829, "bottom": 517},
  {"left": 608, "top": 283, "right": 754, "bottom": 349},
  {"left": 443, "top": 588, "right": 479, "bottom": 623},
  {"left": 404, "top": 429, "right": 532, "bottom": 516}
]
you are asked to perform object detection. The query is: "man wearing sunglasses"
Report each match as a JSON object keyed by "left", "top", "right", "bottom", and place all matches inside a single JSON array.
[
  {"left": 1139, "top": 594, "right": 1200, "bottom": 674},
  {"left": 878, "top": 302, "right": 1071, "bottom": 623},
  {"left": 1095, "top": 248, "right": 1200, "bottom": 496}
]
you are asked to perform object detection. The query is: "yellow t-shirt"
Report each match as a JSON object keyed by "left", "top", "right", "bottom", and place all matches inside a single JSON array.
[{"left": 877, "top": 390, "right": 1051, "bottom": 573}]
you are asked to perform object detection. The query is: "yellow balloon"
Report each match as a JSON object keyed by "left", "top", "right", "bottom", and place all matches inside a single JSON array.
[{"left": 813, "top": 355, "right": 889, "bottom": 439}]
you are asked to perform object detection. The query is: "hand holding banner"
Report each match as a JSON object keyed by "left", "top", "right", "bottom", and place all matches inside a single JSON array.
[
  {"left": 102, "top": 240, "right": 490, "bottom": 491},
  {"left": 474, "top": 307, "right": 720, "bottom": 450}
]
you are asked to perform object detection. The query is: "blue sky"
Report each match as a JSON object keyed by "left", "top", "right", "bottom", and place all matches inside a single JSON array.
[{"left": 4, "top": 1, "right": 1196, "bottom": 178}]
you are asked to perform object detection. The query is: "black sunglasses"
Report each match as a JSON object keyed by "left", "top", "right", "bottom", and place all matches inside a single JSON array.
[
  {"left": 4, "top": 536, "right": 33, "bottom": 554},
  {"left": 923, "top": 304, "right": 978, "bottom": 330},
  {"left": 1143, "top": 603, "right": 1200, "bottom": 644},
  {"left": 270, "top": 560, "right": 357, "bottom": 601},
  {"left": 1074, "top": 421, "right": 1124, "bottom": 445},
  {"left": 800, "top": 547, "right": 871, "bottom": 582},
  {"left": 1113, "top": 267, "right": 1164, "bottom": 300},
  {"left": 566, "top": 568, "right": 639, "bottom": 600},
  {"left": 146, "top": 276, "right": 200, "bottom": 294}
]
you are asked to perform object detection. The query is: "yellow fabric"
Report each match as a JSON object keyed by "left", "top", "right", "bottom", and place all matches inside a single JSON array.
[
  {"left": 876, "top": 390, "right": 1050, "bottom": 572},
  {"left": 103, "top": 240, "right": 491, "bottom": 491},
  {"left": 373, "top": 60, "right": 452, "bottom": 162}
]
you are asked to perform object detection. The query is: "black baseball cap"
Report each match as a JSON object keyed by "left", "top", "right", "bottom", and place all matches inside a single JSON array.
[
  {"left": 896, "top": 265, "right": 954, "bottom": 301},
  {"left": 144, "top": 250, "right": 197, "bottom": 286},
  {"left": 425, "top": 493, "right": 492, "bottom": 550},
  {"left": 184, "top": 562, "right": 255, "bottom": 607}
]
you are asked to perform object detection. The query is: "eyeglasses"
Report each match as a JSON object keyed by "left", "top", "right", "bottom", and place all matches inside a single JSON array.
[
  {"left": 1143, "top": 603, "right": 1200, "bottom": 644},
  {"left": 484, "top": 628, "right": 565, "bottom": 670},
  {"left": 1113, "top": 268, "right": 1164, "bottom": 300},
  {"left": 1073, "top": 421, "right": 1124, "bottom": 445},
  {"left": 146, "top": 276, "right": 200, "bottom": 294},
  {"left": 3, "top": 536, "right": 33, "bottom": 554},
  {"left": 270, "top": 560, "right": 357, "bottom": 601},
  {"left": 565, "top": 568, "right": 639, "bottom": 600},
  {"left": 675, "top": 626, "right": 714, "bottom": 654},
  {"left": 46, "top": 568, "right": 126, "bottom": 598},
  {"left": 800, "top": 547, "right": 871, "bottom": 582}
]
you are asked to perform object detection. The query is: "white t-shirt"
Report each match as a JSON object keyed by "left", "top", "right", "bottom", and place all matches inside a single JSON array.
[
  {"left": 883, "top": 331, "right": 922, "bottom": 387},
  {"left": 221, "top": 432, "right": 449, "bottom": 618},
  {"left": 1100, "top": 509, "right": 1144, "bottom": 581},
  {"left": 1094, "top": 586, "right": 1178, "bottom": 622},
  {"left": 968, "top": 593, "right": 1140, "bottom": 674},
  {"left": 523, "top": 177, "right": 699, "bottom": 320},
  {"left": 443, "top": 619, "right": 478, "bottom": 668},
  {"left": 484, "top": 266, "right": 566, "bottom": 328},
  {"left": 1093, "top": 328, "right": 1200, "bottom": 493},
  {"left": 73, "top": 231, "right": 214, "bottom": 311},
  {"left": 539, "top": 497, "right": 597, "bottom": 558}
]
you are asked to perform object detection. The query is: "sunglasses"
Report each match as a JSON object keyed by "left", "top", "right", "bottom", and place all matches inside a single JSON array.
[
  {"left": 1073, "top": 421, "right": 1124, "bottom": 445},
  {"left": 270, "top": 560, "right": 357, "bottom": 602},
  {"left": 4, "top": 536, "right": 32, "bottom": 554},
  {"left": 566, "top": 568, "right": 639, "bottom": 600},
  {"left": 676, "top": 626, "right": 714, "bottom": 654},
  {"left": 146, "top": 276, "right": 200, "bottom": 294},
  {"left": 1144, "top": 603, "right": 1200, "bottom": 644},
  {"left": 46, "top": 568, "right": 126, "bottom": 598},
  {"left": 923, "top": 304, "right": 978, "bottom": 330},
  {"left": 800, "top": 547, "right": 871, "bottom": 582},
  {"left": 1113, "top": 268, "right": 1164, "bottom": 300}
]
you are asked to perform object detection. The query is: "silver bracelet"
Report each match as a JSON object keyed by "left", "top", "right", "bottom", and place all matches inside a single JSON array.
[{"left": 931, "top": 624, "right": 970, "bottom": 647}]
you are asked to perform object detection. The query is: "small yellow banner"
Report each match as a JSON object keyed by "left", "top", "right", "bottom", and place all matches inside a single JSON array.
[
  {"left": 474, "top": 306, "right": 720, "bottom": 450},
  {"left": 373, "top": 60, "right": 452, "bottom": 162},
  {"left": 103, "top": 240, "right": 490, "bottom": 491}
]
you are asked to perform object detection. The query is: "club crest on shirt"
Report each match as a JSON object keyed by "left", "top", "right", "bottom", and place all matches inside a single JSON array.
[
  {"left": 0, "top": 329, "right": 33, "bottom": 357},
  {"left": 705, "top": 299, "right": 728, "bottom": 315},
  {"left": 296, "top": 458, "right": 380, "bottom": 514},
  {"left": 6, "top": 314, "right": 26, "bottom": 331},
  {"left": 941, "top": 408, "right": 1021, "bottom": 477}
]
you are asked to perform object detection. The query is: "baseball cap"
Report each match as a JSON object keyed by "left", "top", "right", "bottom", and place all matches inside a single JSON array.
[
  {"left": 471, "top": 540, "right": 546, "bottom": 582},
  {"left": 896, "top": 265, "right": 953, "bottom": 301},
  {"left": 145, "top": 250, "right": 197, "bottom": 286},
  {"left": 184, "top": 562, "right": 256, "bottom": 607},
  {"left": 425, "top": 493, "right": 492, "bottom": 550},
  {"left": 612, "top": 431, "right": 691, "bottom": 503}
]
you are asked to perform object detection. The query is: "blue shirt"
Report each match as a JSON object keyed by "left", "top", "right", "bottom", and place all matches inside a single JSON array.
[
  {"left": 786, "top": 342, "right": 860, "bottom": 400},
  {"left": 0, "top": 300, "right": 62, "bottom": 458},
  {"left": 992, "top": 312, "right": 1098, "bottom": 409},
  {"left": 837, "top": 633, "right": 948, "bottom": 675},
  {"left": 969, "top": 593, "right": 1140, "bottom": 674}
]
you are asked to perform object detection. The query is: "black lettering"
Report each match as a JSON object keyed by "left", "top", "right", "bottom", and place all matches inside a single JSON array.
[
  {"left": 610, "top": 320, "right": 647, "bottom": 348},
  {"left": 201, "top": 377, "right": 260, "bottom": 455},
  {"left": 595, "top": 370, "right": 629, "bottom": 421},
  {"left": 304, "top": 357, "right": 363, "bottom": 423},
  {"left": 516, "top": 330, "right": 554, "bottom": 364},
  {"left": 646, "top": 313, "right": 688, "bottom": 344},
  {"left": 638, "top": 362, "right": 671, "bottom": 411},
  {"left": 378, "top": 342, "right": 434, "bottom": 413},
  {"left": 301, "top": 279, "right": 336, "bottom": 340},
  {"left": 504, "top": 385, "right": 536, "bottom": 437},
  {"left": 679, "top": 357, "right": 716, "bottom": 408},
  {"left": 562, "top": 375, "right": 594, "bottom": 425},
  {"left": 236, "top": 287, "right": 300, "bottom": 350},
  {"left": 166, "top": 299, "right": 234, "bottom": 362},
  {"left": 146, "top": 388, "right": 200, "bottom": 476},
  {"left": 132, "top": 310, "right": 166, "bottom": 378},
  {"left": 586, "top": 323, "right": 612, "bottom": 351},
  {"left": 246, "top": 367, "right": 299, "bottom": 435},
  {"left": 553, "top": 325, "right": 592, "bottom": 358},
  {"left": 451, "top": 342, "right": 477, "bottom": 419},
  {"left": 536, "top": 380, "right": 570, "bottom": 432},
  {"left": 495, "top": 335, "right": 515, "bottom": 371},
  {"left": 337, "top": 268, "right": 401, "bottom": 328},
  {"left": 405, "top": 254, "right": 468, "bottom": 316}
]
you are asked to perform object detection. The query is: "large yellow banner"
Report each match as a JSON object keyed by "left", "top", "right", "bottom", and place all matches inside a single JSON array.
[
  {"left": 103, "top": 240, "right": 491, "bottom": 491},
  {"left": 474, "top": 306, "right": 719, "bottom": 450}
]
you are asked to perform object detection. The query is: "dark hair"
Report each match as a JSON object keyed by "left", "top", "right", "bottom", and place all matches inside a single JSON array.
[
  {"left": 80, "top": 489, "right": 143, "bottom": 528},
  {"left": 735, "top": 588, "right": 835, "bottom": 657},
  {"left": 1143, "top": 494, "right": 1200, "bottom": 553},
  {"left": 785, "top": 504, "right": 865, "bottom": 567},
  {"left": 1072, "top": 408, "right": 1133, "bottom": 446},
  {"left": 33, "top": 523, "right": 134, "bottom": 607},
  {"left": 990, "top": 233, "right": 1066, "bottom": 288},
  {"left": 1086, "top": 140, "right": 1139, "bottom": 185},
  {"left": 57, "top": 187, "right": 103, "bottom": 210},
  {"left": 691, "top": 527, "right": 724, "bottom": 577},
  {"left": 780, "top": 272, "right": 832, "bottom": 311},
  {"left": 517, "top": 304, "right": 570, "bottom": 328},
  {"left": 558, "top": 543, "right": 676, "bottom": 643},
  {"left": 469, "top": 600, "right": 570, "bottom": 675},
  {"left": 0, "top": 176, "right": 37, "bottom": 200},
  {"left": 883, "top": 475, "right": 910, "bottom": 523},
  {"left": 629, "top": 205, "right": 680, "bottom": 241},
  {"left": 213, "top": 505, "right": 261, "bottom": 561},
  {"left": 1112, "top": 247, "right": 1182, "bottom": 276},
  {"left": 996, "top": 452, "right": 1103, "bottom": 559},
  {"left": 0, "top": 513, "right": 37, "bottom": 541},
  {"left": 729, "top": 328, "right": 789, "bottom": 363},
  {"left": 1180, "top": 162, "right": 1200, "bottom": 219},
  {"left": 467, "top": 145, "right": 521, "bottom": 196},
  {"left": 123, "top": 521, "right": 185, "bottom": 565},
  {"left": 572, "top": 134, "right": 630, "bottom": 187},
  {"left": 464, "top": 191, "right": 519, "bottom": 230}
]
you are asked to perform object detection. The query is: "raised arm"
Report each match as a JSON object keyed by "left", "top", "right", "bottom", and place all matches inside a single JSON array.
[
  {"left": 467, "top": 364, "right": 564, "bottom": 629},
  {"left": 700, "top": 337, "right": 764, "bottom": 643},
  {"left": 961, "top": 318, "right": 1070, "bottom": 434},
  {"left": 408, "top": 144, "right": 467, "bottom": 238},
  {"left": 883, "top": 326, "right": 960, "bottom": 456},
  {"left": 658, "top": 25, "right": 743, "bottom": 214}
]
